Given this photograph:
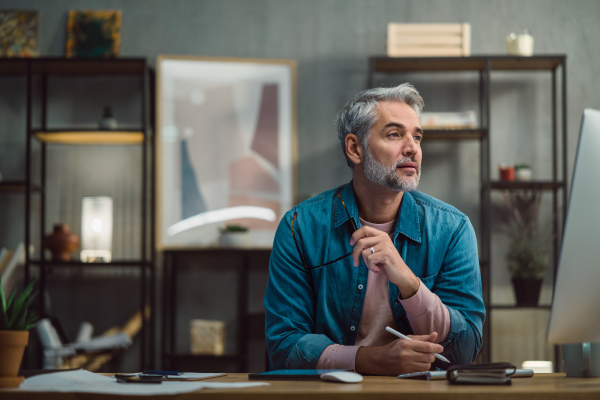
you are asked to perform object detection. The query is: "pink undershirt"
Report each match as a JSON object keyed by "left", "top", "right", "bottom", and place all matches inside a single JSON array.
[{"left": 315, "top": 218, "right": 451, "bottom": 370}]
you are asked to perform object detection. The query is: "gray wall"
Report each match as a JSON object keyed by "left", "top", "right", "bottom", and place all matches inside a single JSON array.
[
  {"left": 3, "top": 0, "right": 599, "bottom": 197},
  {"left": 2, "top": 0, "right": 600, "bottom": 370}
]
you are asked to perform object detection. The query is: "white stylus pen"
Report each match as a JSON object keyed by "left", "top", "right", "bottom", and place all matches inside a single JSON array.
[{"left": 385, "top": 326, "right": 450, "bottom": 363}]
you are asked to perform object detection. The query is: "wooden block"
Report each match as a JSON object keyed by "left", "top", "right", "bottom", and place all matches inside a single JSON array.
[{"left": 387, "top": 23, "right": 471, "bottom": 57}]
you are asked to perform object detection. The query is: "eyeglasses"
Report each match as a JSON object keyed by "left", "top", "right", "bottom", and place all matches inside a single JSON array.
[{"left": 290, "top": 192, "right": 357, "bottom": 270}]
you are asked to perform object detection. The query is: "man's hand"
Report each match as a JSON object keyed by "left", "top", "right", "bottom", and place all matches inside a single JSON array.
[
  {"left": 350, "top": 226, "right": 420, "bottom": 298},
  {"left": 355, "top": 332, "right": 443, "bottom": 375}
]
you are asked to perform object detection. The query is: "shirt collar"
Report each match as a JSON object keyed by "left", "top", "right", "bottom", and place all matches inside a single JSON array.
[{"left": 334, "top": 181, "right": 422, "bottom": 244}]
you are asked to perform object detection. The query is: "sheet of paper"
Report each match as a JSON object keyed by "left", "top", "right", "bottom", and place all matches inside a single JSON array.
[
  {"left": 14, "top": 370, "right": 268, "bottom": 396},
  {"left": 166, "top": 372, "right": 226, "bottom": 380}
]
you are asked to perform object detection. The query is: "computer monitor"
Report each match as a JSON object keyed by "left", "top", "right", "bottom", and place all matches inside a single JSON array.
[{"left": 547, "top": 108, "right": 600, "bottom": 344}]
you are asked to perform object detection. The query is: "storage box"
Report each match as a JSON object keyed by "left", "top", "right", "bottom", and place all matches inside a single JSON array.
[
  {"left": 387, "top": 23, "right": 471, "bottom": 57},
  {"left": 190, "top": 319, "right": 226, "bottom": 355}
]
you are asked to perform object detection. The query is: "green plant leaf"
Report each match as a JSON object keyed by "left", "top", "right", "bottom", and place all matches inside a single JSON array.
[
  {"left": 0, "top": 278, "right": 6, "bottom": 314},
  {"left": 6, "top": 280, "right": 36, "bottom": 320},
  {"left": 0, "top": 279, "right": 39, "bottom": 330}
]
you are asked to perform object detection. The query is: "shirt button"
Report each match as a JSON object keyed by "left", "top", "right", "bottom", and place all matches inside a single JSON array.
[
  {"left": 394, "top": 300, "right": 399, "bottom": 306},
  {"left": 358, "top": 284, "right": 364, "bottom": 290},
  {"left": 350, "top": 326, "right": 356, "bottom": 331}
]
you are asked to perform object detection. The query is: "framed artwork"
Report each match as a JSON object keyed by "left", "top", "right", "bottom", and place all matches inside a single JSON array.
[
  {"left": 156, "top": 56, "right": 297, "bottom": 249},
  {"left": 65, "top": 10, "right": 121, "bottom": 58},
  {"left": 0, "top": 10, "right": 39, "bottom": 57}
]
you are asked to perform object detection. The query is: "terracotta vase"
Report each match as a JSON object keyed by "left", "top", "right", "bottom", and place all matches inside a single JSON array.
[
  {"left": 43, "top": 223, "right": 80, "bottom": 261},
  {"left": 0, "top": 330, "right": 28, "bottom": 388}
]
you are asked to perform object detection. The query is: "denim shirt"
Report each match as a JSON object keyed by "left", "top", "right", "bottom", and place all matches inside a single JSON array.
[{"left": 264, "top": 181, "right": 485, "bottom": 370}]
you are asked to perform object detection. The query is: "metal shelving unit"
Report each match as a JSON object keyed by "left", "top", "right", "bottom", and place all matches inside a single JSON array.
[
  {"left": 0, "top": 57, "right": 156, "bottom": 370},
  {"left": 367, "top": 55, "right": 567, "bottom": 365}
]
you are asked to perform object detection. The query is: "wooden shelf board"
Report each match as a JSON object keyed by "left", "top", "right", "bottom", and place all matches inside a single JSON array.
[
  {"left": 164, "top": 353, "right": 243, "bottom": 361},
  {"left": 424, "top": 129, "right": 484, "bottom": 140},
  {"left": 490, "top": 305, "right": 552, "bottom": 310},
  {"left": 490, "top": 181, "right": 564, "bottom": 190},
  {"left": 0, "top": 181, "right": 41, "bottom": 193},
  {"left": 0, "top": 57, "right": 147, "bottom": 75},
  {"left": 370, "top": 55, "right": 565, "bottom": 73},
  {"left": 34, "top": 131, "right": 144, "bottom": 144},
  {"left": 30, "top": 259, "right": 151, "bottom": 267}
]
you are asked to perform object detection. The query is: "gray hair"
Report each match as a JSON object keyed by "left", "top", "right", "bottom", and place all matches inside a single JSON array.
[{"left": 335, "top": 83, "right": 424, "bottom": 167}]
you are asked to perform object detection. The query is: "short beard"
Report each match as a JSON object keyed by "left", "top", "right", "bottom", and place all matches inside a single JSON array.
[{"left": 362, "top": 148, "right": 421, "bottom": 192}]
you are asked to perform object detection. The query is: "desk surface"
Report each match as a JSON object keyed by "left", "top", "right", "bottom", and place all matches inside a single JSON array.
[{"left": 4, "top": 373, "right": 600, "bottom": 400}]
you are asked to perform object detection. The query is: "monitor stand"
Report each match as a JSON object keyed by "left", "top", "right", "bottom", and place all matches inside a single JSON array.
[{"left": 563, "top": 342, "right": 600, "bottom": 377}]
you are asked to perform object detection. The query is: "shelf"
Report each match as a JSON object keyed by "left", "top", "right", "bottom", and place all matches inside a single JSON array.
[
  {"left": 424, "top": 129, "right": 484, "bottom": 140},
  {"left": 0, "top": 181, "right": 41, "bottom": 193},
  {"left": 34, "top": 130, "right": 145, "bottom": 144},
  {"left": 489, "top": 181, "right": 564, "bottom": 190},
  {"left": 29, "top": 260, "right": 151, "bottom": 267},
  {"left": 0, "top": 57, "right": 147, "bottom": 76},
  {"left": 163, "top": 353, "right": 244, "bottom": 362},
  {"left": 370, "top": 55, "right": 566, "bottom": 73},
  {"left": 490, "top": 305, "right": 551, "bottom": 310}
]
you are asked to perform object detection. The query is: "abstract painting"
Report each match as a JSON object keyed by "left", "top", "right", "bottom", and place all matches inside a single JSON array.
[
  {"left": 65, "top": 10, "right": 121, "bottom": 58},
  {"left": 0, "top": 10, "right": 39, "bottom": 57},
  {"left": 156, "top": 56, "right": 297, "bottom": 249}
]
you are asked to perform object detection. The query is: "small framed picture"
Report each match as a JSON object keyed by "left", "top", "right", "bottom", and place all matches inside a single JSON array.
[
  {"left": 0, "top": 10, "right": 39, "bottom": 57},
  {"left": 65, "top": 10, "right": 122, "bottom": 58}
]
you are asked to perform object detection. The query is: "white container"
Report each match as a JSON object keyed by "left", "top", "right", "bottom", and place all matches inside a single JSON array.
[
  {"left": 507, "top": 32, "right": 534, "bottom": 56},
  {"left": 515, "top": 167, "right": 533, "bottom": 181},
  {"left": 218, "top": 231, "right": 252, "bottom": 248},
  {"left": 190, "top": 319, "right": 226, "bottom": 355}
]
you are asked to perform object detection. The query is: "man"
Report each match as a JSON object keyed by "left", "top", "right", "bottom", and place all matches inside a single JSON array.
[{"left": 264, "top": 83, "right": 485, "bottom": 375}]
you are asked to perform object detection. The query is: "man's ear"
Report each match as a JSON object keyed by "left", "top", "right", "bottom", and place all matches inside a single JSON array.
[{"left": 345, "top": 134, "right": 363, "bottom": 165}]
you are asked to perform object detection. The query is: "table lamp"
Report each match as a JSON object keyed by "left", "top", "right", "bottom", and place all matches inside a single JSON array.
[{"left": 80, "top": 196, "right": 113, "bottom": 262}]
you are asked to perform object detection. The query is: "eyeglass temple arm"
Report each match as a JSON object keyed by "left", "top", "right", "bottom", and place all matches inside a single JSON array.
[
  {"left": 336, "top": 193, "right": 358, "bottom": 232},
  {"left": 291, "top": 212, "right": 309, "bottom": 268}
]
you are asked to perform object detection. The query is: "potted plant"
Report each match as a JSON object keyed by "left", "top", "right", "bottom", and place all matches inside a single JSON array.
[
  {"left": 0, "top": 279, "right": 39, "bottom": 388},
  {"left": 218, "top": 224, "right": 251, "bottom": 248},
  {"left": 514, "top": 163, "right": 533, "bottom": 181},
  {"left": 494, "top": 190, "right": 549, "bottom": 306}
]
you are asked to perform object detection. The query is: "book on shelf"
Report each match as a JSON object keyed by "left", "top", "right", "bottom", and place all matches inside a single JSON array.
[
  {"left": 0, "top": 243, "right": 25, "bottom": 297},
  {"left": 421, "top": 111, "right": 477, "bottom": 130},
  {"left": 0, "top": 247, "right": 13, "bottom": 276}
]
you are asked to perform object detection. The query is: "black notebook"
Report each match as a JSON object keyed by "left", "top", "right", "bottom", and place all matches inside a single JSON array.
[{"left": 447, "top": 363, "right": 516, "bottom": 385}]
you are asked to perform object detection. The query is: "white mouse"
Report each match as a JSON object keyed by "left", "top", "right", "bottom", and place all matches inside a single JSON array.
[{"left": 320, "top": 371, "right": 363, "bottom": 383}]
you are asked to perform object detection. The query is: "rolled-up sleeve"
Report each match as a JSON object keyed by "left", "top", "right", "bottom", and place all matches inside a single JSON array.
[
  {"left": 433, "top": 217, "right": 485, "bottom": 366},
  {"left": 264, "top": 211, "right": 333, "bottom": 369}
]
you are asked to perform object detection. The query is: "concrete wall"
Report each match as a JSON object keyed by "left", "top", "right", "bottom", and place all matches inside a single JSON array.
[{"left": 1, "top": 0, "right": 599, "bottom": 371}]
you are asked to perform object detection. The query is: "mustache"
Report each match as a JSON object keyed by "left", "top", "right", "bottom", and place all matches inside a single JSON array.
[{"left": 393, "top": 156, "right": 420, "bottom": 169}]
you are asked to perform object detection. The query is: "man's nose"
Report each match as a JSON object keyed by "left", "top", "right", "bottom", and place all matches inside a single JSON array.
[{"left": 402, "top": 136, "right": 418, "bottom": 156}]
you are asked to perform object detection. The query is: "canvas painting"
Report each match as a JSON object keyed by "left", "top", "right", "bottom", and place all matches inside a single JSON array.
[
  {"left": 157, "top": 56, "right": 297, "bottom": 249},
  {"left": 65, "top": 10, "right": 122, "bottom": 58},
  {"left": 0, "top": 10, "right": 39, "bottom": 57}
]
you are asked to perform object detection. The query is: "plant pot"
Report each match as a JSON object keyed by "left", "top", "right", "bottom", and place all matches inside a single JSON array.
[
  {"left": 511, "top": 278, "right": 543, "bottom": 306},
  {"left": 0, "top": 330, "right": 29, "bottom": 388},
  {"left": 219, "top": 231, "right": 252, "bottom": 248}
]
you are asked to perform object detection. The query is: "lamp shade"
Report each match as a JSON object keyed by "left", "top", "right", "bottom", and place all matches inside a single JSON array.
[{"left": 80, "top": 196, "right": 113, "bottom": 262}]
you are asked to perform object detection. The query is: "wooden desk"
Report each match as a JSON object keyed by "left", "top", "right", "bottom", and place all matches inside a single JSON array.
[{"left": 4, "top": 373, "right": 600, "bottom": 399}]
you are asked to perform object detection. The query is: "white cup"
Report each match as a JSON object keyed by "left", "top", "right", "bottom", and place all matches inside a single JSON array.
[{"left": 507, "top": 32, "right": 534, "bottom": 56}]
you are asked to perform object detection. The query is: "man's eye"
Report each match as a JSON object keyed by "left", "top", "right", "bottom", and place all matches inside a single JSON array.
[
  {"left": 389, "top": 132, "right": 399, "bottom": 137},
  {"left": 414, "top": 135, "right": 423, "bottom": 141}
]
